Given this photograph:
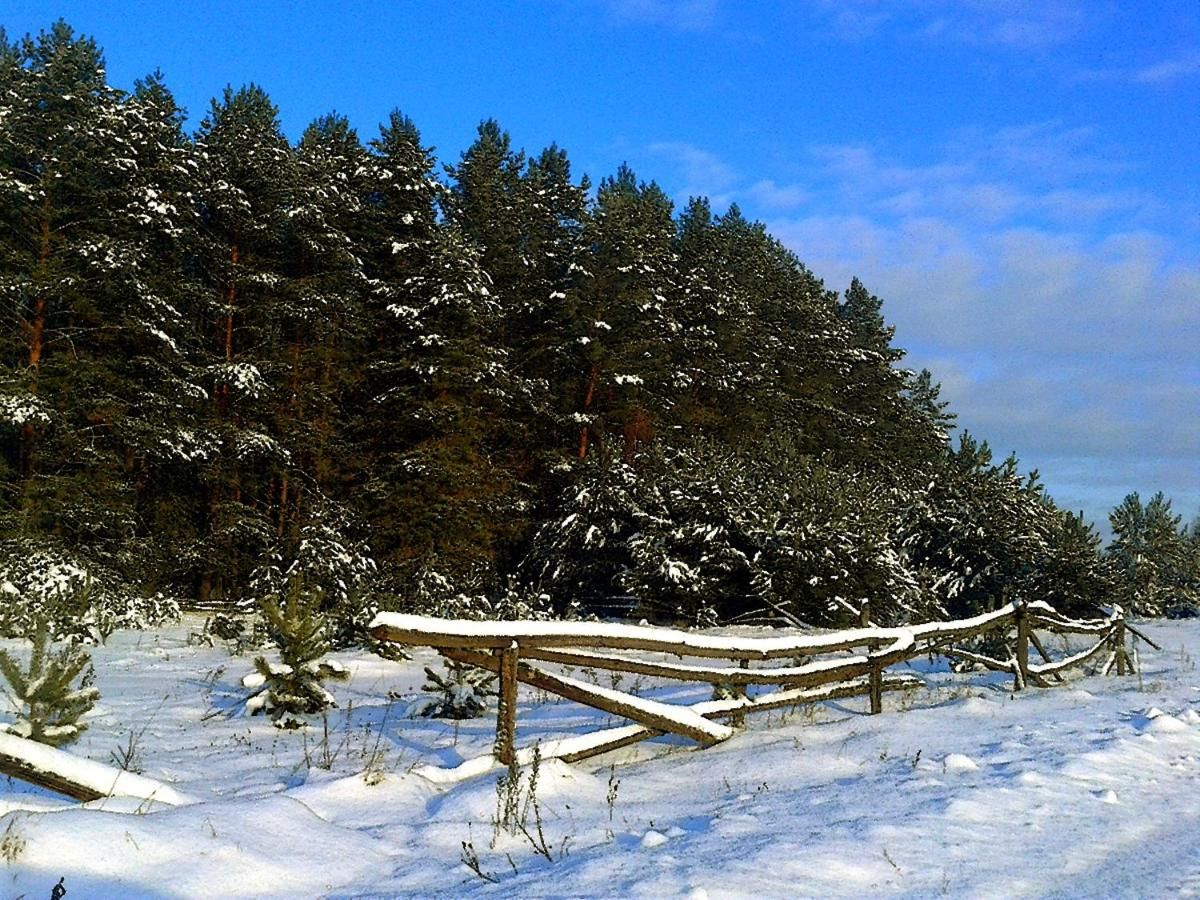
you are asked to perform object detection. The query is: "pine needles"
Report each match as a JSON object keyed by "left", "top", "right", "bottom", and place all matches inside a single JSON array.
[
  {"left": 244, "top": 578, "right": 347, "bottom": 728},
  {"left": 0, "top": 618, "right": 99, "bottom": 747}
]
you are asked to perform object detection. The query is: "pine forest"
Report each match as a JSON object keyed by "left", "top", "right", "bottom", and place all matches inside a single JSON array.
[{"left": 2, "top": 21, "right": 1198, "bottom": 644}]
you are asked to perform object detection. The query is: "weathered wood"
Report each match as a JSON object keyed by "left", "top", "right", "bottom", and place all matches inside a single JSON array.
[
  {"left": 1027, "top": 630, "right": 1114, "bottom": 677},
  {"left": 560, "top": 674, "right": 924, "bottom": 764},
  {"left": 860, "top": 601, "right": 883, "bottom": 714},
  {"left": 372, "top": 602, "right": 1033, "bottom": 661},
  {"left": 1014, "top": 603, "right": 1030, "bottom": 692},
  {"left": 869, "top": 664, "right": 883, "bottom": 714},
  {"left": 494, "top": 645, "right": 519, "bottom": 765},
  {"left": 1029, "top": 614, "right": 1111, "bottom": 635},
  {"left": 0, "top": 732, "right": 191, "bottom": 806},
  {"left": 1114, "top": 618, "right": 1127, "bottom": 676},
  {"left": 379, "top": 615, "right": 889, "bottom": 659},
  {"left": 731, "top": 659, "right": 750, "bottom": 728},
  {"left": 516, "top": 646, "right": 889, "bottom": 686},
  {"left": 560, "top": 726, "right": 668, "bottom": 764},
  {"left": 374, "top": 600, "right": 1126, "bottom": 771},
  {"left": 0, "top": 753, "right": 104, "bottom": 802},
  {"left": 942, "top": 647, "right": 1015, "bottom": 674},
  {"left": 1101, "top": 650, "right": 1117, "bottom": 676},
  {"left": 1123, "top": 621, "right": 1161, "bottom": 652},
  {"left": 440, "top": 648, "right": 733, "bottom": 746},
  {"left": 1027, "top": 630, "right": 1065, "bottom": 683}
]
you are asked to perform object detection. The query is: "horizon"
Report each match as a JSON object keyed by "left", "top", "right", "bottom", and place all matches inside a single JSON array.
[{"left": 4, "top": 0, "right": 1197, "bottom": 536}]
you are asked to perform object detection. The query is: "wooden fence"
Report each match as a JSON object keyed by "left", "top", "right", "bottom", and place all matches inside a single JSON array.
[{"left": 369, "top": 600, "right": 1156, "bottom": 768}]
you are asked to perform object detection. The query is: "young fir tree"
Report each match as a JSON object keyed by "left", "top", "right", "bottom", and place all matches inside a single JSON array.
[
  {"left": 418, "top": 658, "right": 496, "bottom": 719},
  {"left": 0, "top": 617, "right": 99, "bottom": 746},
  {"left": 245, "top": 579, "right": 345, "bottom": 728}
]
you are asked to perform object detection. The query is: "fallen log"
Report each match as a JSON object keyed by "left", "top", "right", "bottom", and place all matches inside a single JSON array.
[{"left": 0, "top": 731, "right": 193, "bottom": 806}]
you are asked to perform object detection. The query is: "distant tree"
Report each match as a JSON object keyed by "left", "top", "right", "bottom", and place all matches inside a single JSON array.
[{"left": 1107, "top": 491, "right": 1192, "bottom": 616}]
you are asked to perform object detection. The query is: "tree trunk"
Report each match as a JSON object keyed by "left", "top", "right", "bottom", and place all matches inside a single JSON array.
[
  {"left": 278, "top": 473, "right": 289, "bottom": 537},
  {"left": 577, "top": 363, "right": 599, "bottom": 458},
  {"left": 21, "top": 199, "right": 53, "bottom": 479},
  {"left": 217, "top": 239, "right": 239, "bottom": 416}
]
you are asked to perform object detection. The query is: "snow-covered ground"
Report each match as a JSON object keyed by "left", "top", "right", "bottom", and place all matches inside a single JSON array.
[{"left": 0, "top": 615, "right": 1198, "bottom": 898}]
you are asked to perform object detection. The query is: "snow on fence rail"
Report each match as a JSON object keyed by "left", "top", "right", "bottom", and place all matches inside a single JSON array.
[{"left": 369, "top": 600, "right": 1148, "bottom": 769}]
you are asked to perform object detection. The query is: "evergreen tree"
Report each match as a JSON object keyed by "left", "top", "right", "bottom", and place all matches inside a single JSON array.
[
  {"left": 191, "top": 83, "right": 296, "bottom": 603},
  {"left": 357, "top": 114, "right": 524, "bottom": 598},
  {"left": 1108, "top": 491, "right": 1191, "bottom": 616},
  {"left": 245, "top": 579, "right": 346, "bottom": 728},
  {"left": 0, "top": 617, "right": 99, "bottom": 746},
  {"left": 571, "top": 165, "right": 681, "bottom": 461},
  {"left": 0, "top": 23, "right": 203, "bottom": 593}
]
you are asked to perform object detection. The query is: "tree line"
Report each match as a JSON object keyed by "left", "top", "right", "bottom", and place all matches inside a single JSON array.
[{"left": 1, "top": 22, "right": 1196, "bottom": 633}]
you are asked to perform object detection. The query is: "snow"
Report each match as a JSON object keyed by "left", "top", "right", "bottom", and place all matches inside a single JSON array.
[
  {"left": 2, "top": 616, "right": 1200, "bottom": 896},
  {"left": 0, "top": 731, "right": 193, "bottom": 807},
  {"left": 942, "top": 752, "right": 979, "bottom": 773},
  {"left": 370, "top": 609, "right": 934, "bottom": 658},
  {"left": 0, "top": 394, "right": 51, "bottom": 426}
]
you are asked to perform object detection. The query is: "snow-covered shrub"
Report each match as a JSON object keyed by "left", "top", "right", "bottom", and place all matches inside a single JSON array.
[
  {"left": 0, "top": 619, "right": 99, "bottom": 747},
  {"left": 519, "top": 456, "right": 646, "bottom": 617},
  {"left": 416, "top": 659, "right": 495, "bottom": 719},
  {"left": 521, "top": 443, "right": 932, "bottom": 627},
  {"left": 244, "top": 579, "right": 346, "bottom": 728},
  {"left": 0, "top": 539, "right": 180, "bottom": 643},
  {"left": 384, "top": 563, "right": 549, "bottom": 622},
  {"left": 205, "top": 611, "right": 246, "bottom": 642}
]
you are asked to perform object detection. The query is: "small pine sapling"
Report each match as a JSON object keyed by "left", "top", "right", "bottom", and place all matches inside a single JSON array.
[
  {"left": 0, "top": 619, "right": 99, "bottom": 746},
  {"left": 243, "top": 580, "right": 347, "bottom": 729},
  {"left": 418, "top": 659, "right": 496, "bottom": 719}
]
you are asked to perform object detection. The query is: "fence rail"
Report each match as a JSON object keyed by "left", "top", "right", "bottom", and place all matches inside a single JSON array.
[{"left": 370, "top": 600, "right": 1142, "bottom": 767}]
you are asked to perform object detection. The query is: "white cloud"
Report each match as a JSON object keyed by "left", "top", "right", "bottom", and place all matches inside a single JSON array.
[
  {"left": 811, "top": 0, "right": 1095, "bottom": 49},
  {"left": 745, "top": 179, "right": 809, "bottom": 211},
  {"left": 1135, "top": 51, "right": 1200, "bottom": 83},
  {"left": 595, "top": 0, "right": 720, "bottom": 31},
  {"left": 1076, "top": 50, "right": 1200, "bottom": 86}
]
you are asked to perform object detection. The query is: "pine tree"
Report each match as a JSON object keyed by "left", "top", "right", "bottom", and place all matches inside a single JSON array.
[
  {"left": 0, "top": 617, "right": 99, "bottom": 746},
  {"left": 245, "top": 579, "right": 345, "bottom": 728},
  {"left": 0, "top": 24, "right": 203, "bottom": 594},
  {"left": 1108, "top": 491, "right": 1189, "bottom": 616},
  {"left": 571, "top": 165, "right": 681, "bottom": 461},
  {"left": 357, "top": 114, "right": 527, "bottom": 598},
  {"left": 191, "top": 83, "right": 297, "bottom": 604}
]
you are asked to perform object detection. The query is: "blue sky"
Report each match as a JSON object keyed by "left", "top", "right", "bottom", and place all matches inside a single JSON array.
[{"left": 5, "top": 0, "right": 1198, "bottom": 534}]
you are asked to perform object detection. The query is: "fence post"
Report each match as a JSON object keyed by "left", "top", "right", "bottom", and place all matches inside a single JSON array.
[
  {"left": 495, "top": 643, "right": 520, "bottom": 766},
  {"left": 731, "top": 658, "right": 749, "bottom": 728},
  {"left": 861, "top": 601, "right": 883, "bottom": 715},
  {"left": 1014, "top": 601, "right": 1029, "bottom": 691},
  {"left": 1114, "top": 612, "right": 1127, "bottom": 676}
]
